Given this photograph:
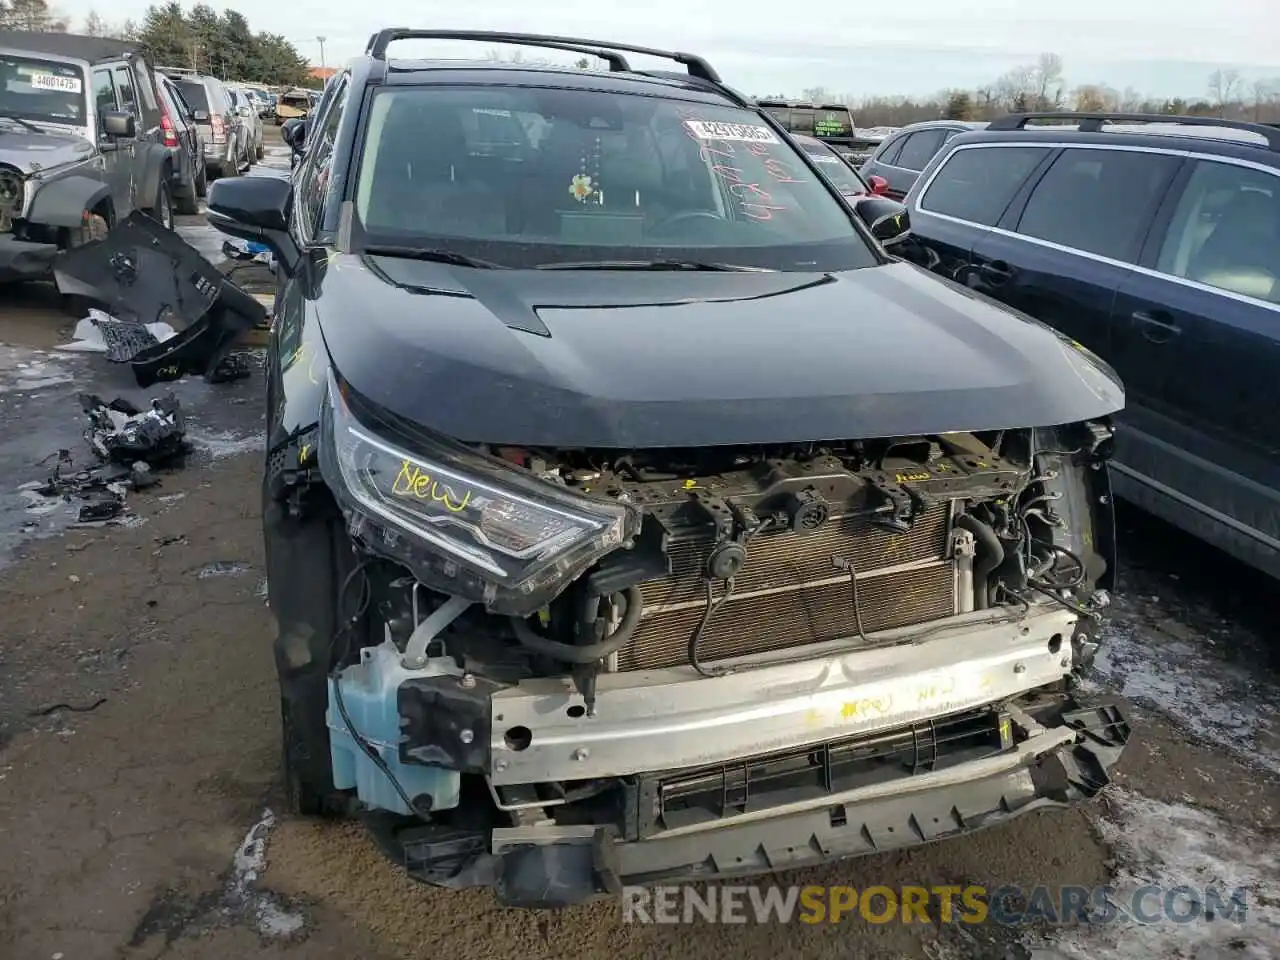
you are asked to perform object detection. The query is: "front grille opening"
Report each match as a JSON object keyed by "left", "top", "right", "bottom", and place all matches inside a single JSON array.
[{"left": 648, "top": 708, "right": 1009, "bottom": 834}]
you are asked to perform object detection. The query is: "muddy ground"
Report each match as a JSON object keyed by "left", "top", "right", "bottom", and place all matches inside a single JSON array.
[{"left": 1, "top": 133, "right": 1278, "bottom": 960}]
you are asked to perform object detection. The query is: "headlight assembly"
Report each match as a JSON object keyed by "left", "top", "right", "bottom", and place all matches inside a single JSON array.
[{"left": 318, "top": 371, "right": 639, "bottom": 615}]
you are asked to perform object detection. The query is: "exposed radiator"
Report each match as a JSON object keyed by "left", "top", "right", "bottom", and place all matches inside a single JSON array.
[{"left": 618, "top": 503, "right": 955, "bottom": 672}]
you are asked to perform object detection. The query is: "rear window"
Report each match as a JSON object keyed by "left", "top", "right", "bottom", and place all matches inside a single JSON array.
[
  {"left": 352, "top": 85, "right": 877, "bottom": 271},
  {"left": 798, "top": 138, "right": 866, "bottom": 195},
  {"left": 174, "top": 79, "right": 209, "bottom": 113},
  {"left": 1015, "top": 147, "right": 1180, "bottom": 262},
  {"left": 917, "top": 146, "right": 1050, "bottom": 226},
  {"left": 281, "top": 93, "right": 310, "bottom": 108}
]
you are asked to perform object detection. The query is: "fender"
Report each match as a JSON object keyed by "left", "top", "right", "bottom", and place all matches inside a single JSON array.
[
  {"left": 25, "top": 175, "right": 112, "bottom": 228},
  {"left": 136, "top": 144, "right": 170, "bottom": 210}
]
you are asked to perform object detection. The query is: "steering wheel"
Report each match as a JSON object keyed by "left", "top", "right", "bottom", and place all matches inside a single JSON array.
[{"left": 651, "top": 211, "right": 725, "bottom": 231}]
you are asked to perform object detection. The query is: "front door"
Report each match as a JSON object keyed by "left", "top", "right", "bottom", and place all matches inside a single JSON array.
[
  {"left": 90, "top": 68, "right": 130, "bottom": 215},
  {"left": 108, "top": 64, "right": 141, "bottom": 214}
]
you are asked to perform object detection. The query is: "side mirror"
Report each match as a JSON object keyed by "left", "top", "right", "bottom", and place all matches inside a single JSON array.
[
  {"left": 867, "top": 175, "right": 890, "bottom": 197},
  {"left": 102, "top": 110, "right": 135, "bottom": 138},
  {"left": 238, "top": 105, "right": 253, "bottom": 118},
  {"left": 192, "top": 110, "right": 209, "bottom": 122},
  {"left": 854, "top": 196, "right": 911, "bottom": 247},
  {"left": 207, "top": 176, "right": 300, "bottom": 273}
]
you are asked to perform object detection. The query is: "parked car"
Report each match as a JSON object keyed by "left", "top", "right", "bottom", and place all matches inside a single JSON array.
[
  {"left": 861, "top": 120, "right": 988, "bottom": 200},
  {"left": 0, "top": 30, "right": 176, "bottom": 282},
  {"left": 900, "top": 111, "right": 1280, "bottom": 579},
  {"left": 227, "top": 85, "right": 263, "bottom": 161},
  {"left": 206, "top": 29, "right": 1127, "bottom": 910},
  {"left": 167, "top": 72, "right": 244, "bottom": 180},
  {"left": 154, "top": 71, "right": 205, "bottom": 214},
  {"left": 273, "top": 88, "right": 311, "bottom": 124},
  {"left": 791, "top": 133, "right": 889, "bottom": 198}
]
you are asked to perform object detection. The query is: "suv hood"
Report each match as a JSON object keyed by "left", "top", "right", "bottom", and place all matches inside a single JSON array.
[
  {"left": 0, "top": 129, "right": 94, "bottom": 174},
  {"left": 315, "top": 256, "right": 1124, "bottom": 448}
]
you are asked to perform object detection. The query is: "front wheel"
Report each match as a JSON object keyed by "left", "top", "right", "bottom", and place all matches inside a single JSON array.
[{"left": 195, "top": 160, "right": 208, "bottom": 199}]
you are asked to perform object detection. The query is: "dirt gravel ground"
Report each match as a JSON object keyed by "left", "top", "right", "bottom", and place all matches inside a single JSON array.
[{"left": 2, "top": 129, "right": 1279, "bottom": 959}]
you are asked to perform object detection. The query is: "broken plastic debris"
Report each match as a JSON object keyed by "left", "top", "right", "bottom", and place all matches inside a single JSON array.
[
  {"left": 54, "top": 309, "right": 176, "bottom": 356},
  {"left": 80, "top": 392, "right": 188, "bottom": 465}
]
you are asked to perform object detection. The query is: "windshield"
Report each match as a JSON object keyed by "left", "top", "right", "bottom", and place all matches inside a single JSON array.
[
  {"left": 0, "top": 55, "right": 86, "bottom": 125},
  {"left": 795, "top": 137, "right": 867, "bottom": 195},
  {"left": 174, "top": 79, "right": 210, "bottom": 113},
  {"left": 351, "top": 86, "right": 876, "bottom": 271}
]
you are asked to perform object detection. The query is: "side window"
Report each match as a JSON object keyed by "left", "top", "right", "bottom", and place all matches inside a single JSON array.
[
  {"left": 112, "top": 66, "right": 135, "bottom": 114},
  {"left": 893, "top": 129, "right": 948, "bottom": 172},
  {"left": 875, "top": 134, "right": 906, "bottom": 165},
  {"left": 168, "top": 82, "right": 193, "bottom": 118},
  {"left": 131, "top": 59, "right": 158, "bottom": 113},
  {"left": 296, "top": 76, "right": 349, "bottom": 234},
  {"left": 92, "top": 69, "right": 116, "bottom": 117},
  {"left": 1156, "top": 160, "right": 1280, "bottom": 304},
  {"left": 918, "top": 146, "right": 1049, "bottom": 226},
  {"left": 1016, "top": 148, "right": 1180, "bottom": 262}
]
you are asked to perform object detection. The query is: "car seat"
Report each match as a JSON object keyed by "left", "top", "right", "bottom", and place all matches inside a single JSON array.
[
  {"left": 364, "top": 98, "right": 506, "bottom": 238},
  {"left": 1186, "top": 189, "right": 1280, "bottom": 302}
]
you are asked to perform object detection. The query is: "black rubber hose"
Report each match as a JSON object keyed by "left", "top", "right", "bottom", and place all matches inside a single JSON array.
[
  {"left": 956, "top": 513, "right": 1004, "bottom": 610},
  {"left": 509, "top": 587, "right": 644, "bottom": 664}
]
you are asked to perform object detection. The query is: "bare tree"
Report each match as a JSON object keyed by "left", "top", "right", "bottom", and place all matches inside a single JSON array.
[
  {"left": 82, "top": 8, "right": 107, "bottom": 35},
  {"left": 1032, "top": 53, "right": 1064, "bottom": 110},
  {"left": 993, "top": 64, "right": 1035, "bottom": 112},
  {"left": 1251, "top": 79, "right": 1274, "bottom": 120},
  {"left": 1207, "top": 69, "right": 1241, "bottom": 113}
]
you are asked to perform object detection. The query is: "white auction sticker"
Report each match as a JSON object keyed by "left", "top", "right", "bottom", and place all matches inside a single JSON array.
[
  {"left": 29, "top": 72, "right": 83, "bottom": 94},
  {"left": 684, "top": 119, "right": 780, "bottom": 144},
  {"left": 810, "top": 155, "right": 839, "bottom": 163}
]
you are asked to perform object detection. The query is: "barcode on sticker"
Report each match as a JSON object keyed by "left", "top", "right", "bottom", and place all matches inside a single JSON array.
[
  {"left": 29, "top": 73, "right": 82, "bottom": 94},
  {"left": 684, "top": 120, "right": 780, "bottom": 144}
]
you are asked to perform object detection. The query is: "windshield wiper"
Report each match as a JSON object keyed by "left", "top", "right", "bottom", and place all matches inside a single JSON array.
[
  {"left": 534, "top": 258, "right": 775, "bottom": 272},
  {"left": 361, "top": 245, "right": 502, "bottom": 269},
  {"left": 0, "top": 115, "right": 43, "bottom": 133}
]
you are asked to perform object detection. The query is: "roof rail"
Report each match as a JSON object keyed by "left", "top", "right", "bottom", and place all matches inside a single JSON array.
[
  {"left": 363, "top": 28, "right": 721, "bottom": 83},
  {"left": 988, "top": 111, "right": 1280, "bottom": 151},
  {"left": 156, "top": 64, "right": 199, "bottom": 76}
]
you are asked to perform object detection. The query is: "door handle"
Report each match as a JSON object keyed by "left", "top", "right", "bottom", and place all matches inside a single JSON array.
[
  {"left": 979, "top": 260, "right": 1013, "bottom": 284},
  {"left": 1132, "top": 310, "right": 1181, "bottom": 343}
]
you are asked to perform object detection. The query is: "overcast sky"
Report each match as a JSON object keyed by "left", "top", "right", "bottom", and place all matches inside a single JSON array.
[{"left": 66, "top": 0, "right": 1280, "bottom": 98}]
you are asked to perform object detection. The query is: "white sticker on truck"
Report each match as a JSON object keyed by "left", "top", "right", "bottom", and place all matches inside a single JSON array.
[
  {"left": 29, "top": 73, "right": 83, "bottom": 94},
  {"left": 683, "top": 120, "right": 780, "bottom": 144}
]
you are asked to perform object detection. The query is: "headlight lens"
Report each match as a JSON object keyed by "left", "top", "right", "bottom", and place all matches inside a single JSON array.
[{"left": 319, "top": 371, "right": 638, "bottom": 614}]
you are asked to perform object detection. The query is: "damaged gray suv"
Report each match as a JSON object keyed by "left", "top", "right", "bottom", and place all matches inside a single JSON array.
[
  {"left": 206, "top": 30, "right": 1132, "bottom": 908},
  {"left": 0, "top": 31, "right": 175, "bottom": 282}
]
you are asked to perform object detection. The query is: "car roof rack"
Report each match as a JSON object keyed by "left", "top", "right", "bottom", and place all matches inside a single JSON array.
[
  {"left": 988, "top": 111, "right": 1280, "bottom": 152},
  {"left": 364, "top": 28, "right": 721, "bottom": 83}
]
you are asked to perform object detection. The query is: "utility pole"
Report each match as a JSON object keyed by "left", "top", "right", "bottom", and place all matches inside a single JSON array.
[{"left": 316, "top": 36, "right": 327, "bottom": 72}]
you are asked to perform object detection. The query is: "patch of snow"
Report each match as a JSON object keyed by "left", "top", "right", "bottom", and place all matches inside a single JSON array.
[
  {"left": 227, "top": 808, "right": 305, "bottom": 938},
  {"left": 1087, "top": 592, "right": 1280, "bottom": 776},
  {"left": 1035, "top": 789, "right": 1280, "bottom": 960},
  {"left": 188, "top": 429, "right": 265, "bottom": 459},
  {"left": 196, "top": 560, "right": 249, "bottom": 579}
]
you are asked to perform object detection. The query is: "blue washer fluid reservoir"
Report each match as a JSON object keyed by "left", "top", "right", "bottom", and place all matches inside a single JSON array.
[{"left": 326, "top": 640, "right": 462, "bottom": 816}]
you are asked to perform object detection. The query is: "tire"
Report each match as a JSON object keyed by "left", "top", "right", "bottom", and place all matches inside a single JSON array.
[
  {"left": 195, "top": 160, "right": 208, "bottom": 199},
  {"left": 281, "top": 694, "right": 347, "bottom": 817},
  {"left": 147, "top": 177, "right": 174, "bottom": 231},
  {"left": 175, "top": 164, "right": 200, "bottom": 215},
  {"left": 256, "top": 142, "right": 265, "bottom": 161}
]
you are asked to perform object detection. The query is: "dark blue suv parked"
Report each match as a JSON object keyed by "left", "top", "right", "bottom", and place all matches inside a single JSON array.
[{"left": 900, "top": 112, "right": 1280, "bottom": 579}]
